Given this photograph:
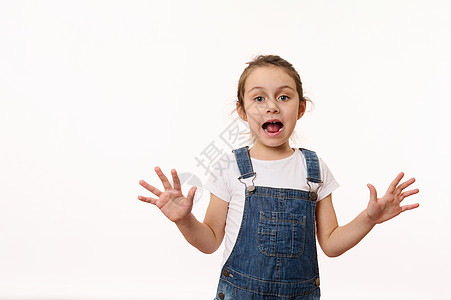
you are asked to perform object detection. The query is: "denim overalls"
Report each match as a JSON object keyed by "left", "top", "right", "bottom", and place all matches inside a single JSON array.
[{"left": 215, "top": 146, "right": 322, "bottom": 300}]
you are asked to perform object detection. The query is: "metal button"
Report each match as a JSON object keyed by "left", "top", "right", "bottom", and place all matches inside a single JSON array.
[
  {"left": 222, "top": 269, "right": 230, "bottom": 277},
  {"left": 315, "top": 277, "right": 320, "bottom": 287},
  {"left": 218, "top": 292, "right": 225, "bottom": 300},
  {"left": 309, "top": 191, "right": 318, "bottom": 201},
  {"left": 247, "top": 185, "right": 255, "bottom": 193}
]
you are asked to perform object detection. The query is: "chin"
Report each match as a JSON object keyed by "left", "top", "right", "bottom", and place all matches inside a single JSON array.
[{"left": 258, "top": 138, "right": 290, "bottom": 148}]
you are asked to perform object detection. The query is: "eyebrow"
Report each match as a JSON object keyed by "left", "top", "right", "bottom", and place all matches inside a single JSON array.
[{"left": 247, "top": 85, "right": 296, "bottom": 93}]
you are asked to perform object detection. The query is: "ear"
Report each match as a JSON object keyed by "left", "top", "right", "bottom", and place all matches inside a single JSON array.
[
  {"left": 236, "top": 102, "right": 248, "bottom": 122},
  {"left": 297, "top": 100, "right": 307, "bottom": 120}
]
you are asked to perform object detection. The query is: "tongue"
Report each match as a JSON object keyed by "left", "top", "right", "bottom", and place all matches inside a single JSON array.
[{"left": 266, "top": 123, "right": 281, "bottom": 133}]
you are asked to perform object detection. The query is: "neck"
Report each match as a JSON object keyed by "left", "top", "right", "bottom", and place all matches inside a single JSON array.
[{"left": 249, "top": 141, "right": 294, "bottom": 160}]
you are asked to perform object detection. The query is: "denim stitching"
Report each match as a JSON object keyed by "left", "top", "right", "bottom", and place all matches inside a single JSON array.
[
  {"left": 224, "top": 193, "right": 249, "bottom": 263},
  {"left": 222, "top": 276, "right": 319, "bottom": 298},
  {"left": 225, "top": 268, "right": 318, "bottom": 284},
  {"left": 258, "top": 212, "right": 306, "bottom": 258}
]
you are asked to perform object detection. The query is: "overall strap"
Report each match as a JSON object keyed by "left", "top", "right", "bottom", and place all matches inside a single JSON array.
[
  {"left": 299, "top": 148, "right": 322, "bottom": 184},
  {"left": 232, "top": 146, "right": 255, "bottom": 179},
  {"left": 299, "top": 148, "right": 322, "bottom": 201},
  {"left": 232, "top": 146, "right": 256, "bottom": 193}
]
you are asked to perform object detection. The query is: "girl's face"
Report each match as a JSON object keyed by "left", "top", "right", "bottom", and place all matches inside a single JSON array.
[{"left": 237, "top": 66, "right": 305, "bottom": 152}]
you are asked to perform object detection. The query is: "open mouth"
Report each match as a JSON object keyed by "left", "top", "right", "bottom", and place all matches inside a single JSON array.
[{"left": 262, "top": 120, "right": 284, "bottom": 133}]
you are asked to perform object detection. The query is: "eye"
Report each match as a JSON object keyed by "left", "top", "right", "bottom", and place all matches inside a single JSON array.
[
  {"left": 254, "top": 96, "right": 265, "bottom": 102},
  {"left": 278, "top": 95, "right": 289, "bottom": 101}
]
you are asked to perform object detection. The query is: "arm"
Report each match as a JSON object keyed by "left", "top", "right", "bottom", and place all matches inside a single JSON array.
[
  {"left": 138, "top": 167, "right": 228, "bottom": 254},
  {"left": 316, "top": 172, "right": 419, "bottom": 257},
  {"left": 175, "top": 193, "right": 228, "bottom": 254}
]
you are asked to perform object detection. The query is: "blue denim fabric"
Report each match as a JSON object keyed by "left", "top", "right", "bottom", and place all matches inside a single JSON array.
[{"left": 215, "top": 147, "right": 321, "bottom": 300}]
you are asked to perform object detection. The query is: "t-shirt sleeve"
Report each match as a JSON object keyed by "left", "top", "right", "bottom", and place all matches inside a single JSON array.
[
  {"left": 317, "top": 157, "right": 340, "bottom": 201},
  {"left": 204, "top": 164, "right": 232, "bottom": 203}
]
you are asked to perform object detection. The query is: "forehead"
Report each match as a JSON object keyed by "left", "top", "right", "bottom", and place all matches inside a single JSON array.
[{"left": 244, "top": 66, "right": 296, "bottom": 92}]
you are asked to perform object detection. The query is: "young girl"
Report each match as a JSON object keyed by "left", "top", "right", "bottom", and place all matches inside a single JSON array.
[{"left": 138, "top": 55, "right": 419, "bottom": 299}]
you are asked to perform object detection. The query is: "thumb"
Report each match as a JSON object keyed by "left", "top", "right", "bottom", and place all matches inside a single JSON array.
[{"left": 367, "top": 183, "right": 377, "bottom": 204}]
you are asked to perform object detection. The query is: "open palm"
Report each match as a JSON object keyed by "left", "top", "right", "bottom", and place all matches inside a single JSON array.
[
  {"left": 138, "top": 167, "right": 197, "bottom": 223},
  {"left": 366, "top": 172, "right": 419, "bottom": 224}
]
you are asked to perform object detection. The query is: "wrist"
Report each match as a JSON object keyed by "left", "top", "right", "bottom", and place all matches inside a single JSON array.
[
  {"left": 174, "top": 213, "right": 195, "bottom": 227},
  {"left": 362, "top": 209, "right": 378, "bottom": 227}
]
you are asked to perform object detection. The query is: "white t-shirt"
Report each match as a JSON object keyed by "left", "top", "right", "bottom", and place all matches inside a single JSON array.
[{"left": 204, "top": 148, "right": 339, "bottom": 266}]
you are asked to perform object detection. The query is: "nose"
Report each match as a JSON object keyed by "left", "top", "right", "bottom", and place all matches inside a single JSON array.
[{"left": 266, "top": 99, "right": 280, "bottom": 114}]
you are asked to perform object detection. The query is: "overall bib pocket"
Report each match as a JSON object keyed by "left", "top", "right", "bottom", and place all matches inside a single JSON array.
[{"left": 258, "top": 211, "right": 306, "bottom": 258}]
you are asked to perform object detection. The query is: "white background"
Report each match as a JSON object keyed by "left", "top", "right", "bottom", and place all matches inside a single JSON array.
[{"left": 1, "top": 1, "right": 450, "bottom": 299}]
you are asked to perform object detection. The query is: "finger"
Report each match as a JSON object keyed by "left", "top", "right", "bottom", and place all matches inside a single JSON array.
[
  {"left": 395, "top": 177, "right": 416, "bottom": 195},
  {"left": 185, "top": 186, "right": 197, "bottom": 204},
  {"left": 367, "top": 183, "right": 377, "bottom": 203},
  {"left": 400, "top": 203, "right": 420, "bottom": 212},
  {"left": 386, "top": 172, "right": 404, "bottom": 194},
  {"left": 155, "top": 166, "right": 172, "bottom": 190},
  {"left": 138, "top": 195, "right": 158, "bottom": 205},
  {"left": 139, "top": 180, "right": 162, "bottom": 197},
  {"left": 171, "top": 169, "right": 182, "bottom": 191},
  {"left": 399, "top": 188, "right": 420, "bottom": 202}
]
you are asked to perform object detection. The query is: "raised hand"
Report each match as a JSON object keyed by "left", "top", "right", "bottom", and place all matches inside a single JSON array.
[
  {"left": 138, "top": 167, "right": 197, "bottom": 223},
  {"left": 366, "top": 172, "right": 419, "bottom": 225}
]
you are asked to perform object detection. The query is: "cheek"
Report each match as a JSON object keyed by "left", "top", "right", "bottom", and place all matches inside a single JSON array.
[
  {"left": 245, "top": 104, "right": 264, "bottom": 117},
  {"left": 284, "top": 107, "right": 301, "bottom": 125}
]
